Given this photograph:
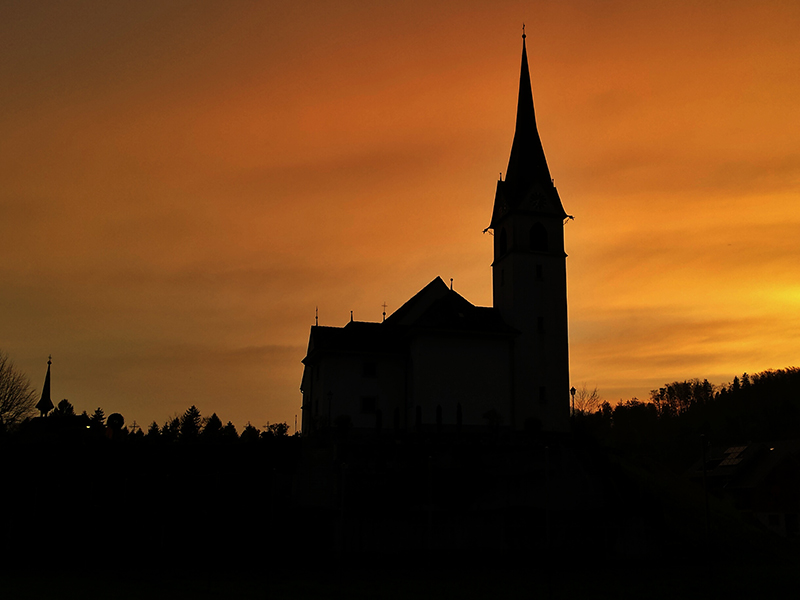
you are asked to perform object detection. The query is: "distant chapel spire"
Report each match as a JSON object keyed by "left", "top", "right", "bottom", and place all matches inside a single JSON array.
[{"left": 36, "top": 356, "right": 54, "bottom": 417}]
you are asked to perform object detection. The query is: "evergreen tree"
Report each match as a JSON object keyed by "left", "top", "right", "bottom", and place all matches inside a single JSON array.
[
  {"left": 162, "top": 416, "right": 180, "bottom": 442},
  {"left": 90, "top": 407, "right": 105, "bottom": 425},
  {"left": 180, "top": 405, "right": 202, "bottom": 441},
  {"left": 220, "top": 421, "right": 238, "bottom": 441},
  {"left": 202, "top": 413, "right": 223, "bottom": 441},
  {"left": 88, "top": 407, "right": 106, "bottom": 435},
  {"left": 52, "top": 399, "right": 75, "bottom": 418},
  {"left": 146, "top": 421, "right": 160, "bottom": 440},
  {"left": 240, "top": 422, "right": 259, "bottom": 443}
]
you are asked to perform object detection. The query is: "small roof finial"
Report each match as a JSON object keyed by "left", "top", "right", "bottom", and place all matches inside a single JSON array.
[
  {"left": 382, "top": 302, "right": 388, "bottom": 322},
  {"left": 350, "top": 310, "right": 353, "bottom": 322},
  {"left": 48, "top": 354, "right": 52, "bottom": 365},
  {"left": 315, "top": 306, "right": 318, "bottom": 326},
  {"left": 522, "top": 23, "right": 526, "bottom": 39},
  {"left": 450, "top": 278, "right": 453, "bottom": 291}
]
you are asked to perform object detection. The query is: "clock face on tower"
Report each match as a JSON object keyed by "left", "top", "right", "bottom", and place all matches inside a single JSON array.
[{"left": 525, "top": 187, "right": 554, "bottom": 214}]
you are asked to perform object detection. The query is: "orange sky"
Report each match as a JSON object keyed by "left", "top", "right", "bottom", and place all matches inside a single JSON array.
[{"left": 2, "top": 0, "right": 799, "bottom": 430}]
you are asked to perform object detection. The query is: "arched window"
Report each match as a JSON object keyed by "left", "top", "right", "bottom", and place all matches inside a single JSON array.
[
  {"left": 498, "top": 227, "right": 508, "bottom": 256},
  {"left": 530, "top": 222, "right": 548, "bottom": 252}
]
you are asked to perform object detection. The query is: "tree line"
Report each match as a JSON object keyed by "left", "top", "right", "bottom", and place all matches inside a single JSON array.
[
  {"left": 1, "top": 349, "right": 292, "bottom": 441},
  {"left": 577, "top": 366, "right": 800, "bottom": 466},
  {"left": 13, "top": 399, "right": 293, "bottom": 444}
]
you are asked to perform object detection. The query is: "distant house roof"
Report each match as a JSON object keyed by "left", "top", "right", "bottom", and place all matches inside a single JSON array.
[{"left": 688, "top": 440, "right": 800, "bottom": 490}]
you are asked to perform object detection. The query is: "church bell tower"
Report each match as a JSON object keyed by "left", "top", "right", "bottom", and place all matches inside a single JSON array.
[{"left": 489, "top": 32, "right": 570, "bottom": 432}]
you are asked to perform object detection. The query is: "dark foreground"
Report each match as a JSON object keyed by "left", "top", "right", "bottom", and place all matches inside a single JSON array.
[
  {"left": 4, "top": 560, "right": 800, "bottom": 600},
  {"left": 3, "top": 430, "right": 800, "bottom": 598}
]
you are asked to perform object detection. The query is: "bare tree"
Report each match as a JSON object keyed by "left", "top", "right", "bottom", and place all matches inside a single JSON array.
[
  {"left": 0, "top": 351, "right": 37, "bottom": 427},
  {"left": 573, "top": 384, "right": 601, "bottom": 415}
]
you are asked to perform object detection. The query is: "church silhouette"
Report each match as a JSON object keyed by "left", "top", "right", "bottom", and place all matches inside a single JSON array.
[{"left": 301, "top": 33, "right": 571, "bottom": 437}]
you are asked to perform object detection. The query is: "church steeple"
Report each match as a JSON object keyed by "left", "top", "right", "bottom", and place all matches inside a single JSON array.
[
  {"left": 488, "top": 32, "right": 571, "bottom": 433},
  {"left": 36, "top": 356, "right": 54, "bottom": 417},
  {"left": 490, "top": 31, "right": 567, "bottom": 228},
  {"left": 504, "top": 31, "right": 552, "bottom": 199}
]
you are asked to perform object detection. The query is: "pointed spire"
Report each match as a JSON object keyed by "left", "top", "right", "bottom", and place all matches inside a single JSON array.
[
  {"left": 36, "top": 356, "right": 54, "bottom": 417},
  {"left": 503, "top": 30, "right": 553, "bottom": 200}
]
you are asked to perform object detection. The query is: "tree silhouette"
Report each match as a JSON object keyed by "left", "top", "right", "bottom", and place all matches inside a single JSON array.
[
  {"left": 202, "top": 413, "right": 223, "bottom": 441},
  {"left": 0, "top": 350, "right": 37, "bottom": 427},
  {"left": 85, "top": 408, "right": 103, "bottom": 432},
  {"left": 180, "top": 405, "right": 202, "bottom": 441},
  {"left": 240, "top": 422, "right": 260, "bottom": 443},
  {"left": 262, "top": 421, "right": 289, "bottom": 438},
  {"left": 104, "top": 412, "right": 126, "bottom": 441},
  {"left": 220, "top": 421, "right": 238, "bottom": 441},
  {"left": 649, "top": 379, "right": 715, "bottom": 418},
  {"left": 52, "top": 399, "right": 75, "bottom": 418},
  {"left": 146, "top": 421, "right": 160, "bottom": 440},
  {"left": 577, "top": 367, "right": 800, "bottom": 467},
  {"left": 573, "top": 384, "right": 601, "bottom": 415},
  {"left": 90, "top": 407, "right": 105, "bottom": 425},
  {"left": 107, "top": 412, "right": 124, "bottom": 430},
  {"left": 161, "top": 416, "right": 180, "bottom": 442}
]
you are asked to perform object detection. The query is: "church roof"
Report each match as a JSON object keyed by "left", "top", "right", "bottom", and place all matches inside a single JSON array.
[
  {"left": 383, "top": 277, "right": 450, "bottom": 326},
  {"left": 405, "top": 284, "right": 513, "bottom": 335},
  {"left": 385, "top": 277, "right": 513, "bottom": 335},
  {"left": 305, "top": 322, "right": 398, "bottom": 359},
  {"left": 303, "top": 278, "right": 514, "bottom": 364},
  {"left": 490, "top": 33, "right": 568, "bottom": 227}
]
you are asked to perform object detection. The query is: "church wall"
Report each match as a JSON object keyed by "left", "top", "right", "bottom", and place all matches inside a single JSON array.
[
  {"left": 407, "top": 334, "right": 512, "bottom": 428},
  {"left": 305, "top": 352, "right": 406, "bottom": 431}
]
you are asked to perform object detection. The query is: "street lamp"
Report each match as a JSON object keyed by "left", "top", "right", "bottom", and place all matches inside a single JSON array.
[{"left": 570, "top": 386, "right": 576, "bottom": 419}]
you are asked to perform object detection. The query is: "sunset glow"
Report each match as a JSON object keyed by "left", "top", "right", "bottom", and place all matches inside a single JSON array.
[{"left": 2, "top": 0, "right": 799, "bottom": 429}]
